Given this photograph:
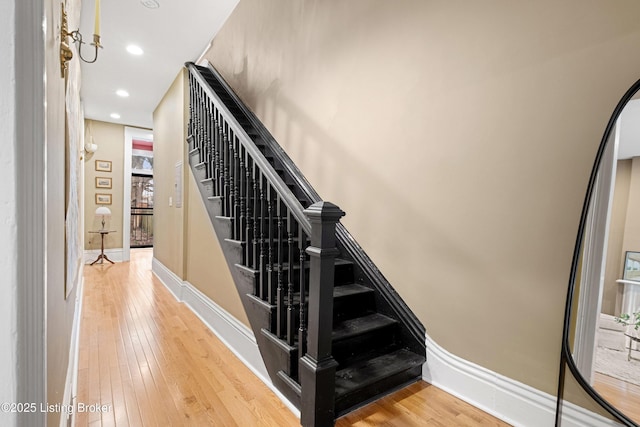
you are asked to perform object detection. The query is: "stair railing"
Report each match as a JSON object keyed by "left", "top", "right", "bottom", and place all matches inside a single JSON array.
[{"left": 186, "top": 62, "right": 340, "bottom": 427}]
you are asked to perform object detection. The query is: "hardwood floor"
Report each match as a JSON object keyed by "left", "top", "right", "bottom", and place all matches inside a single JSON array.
[
  {"left": 76, "top": 249, "right": 510, "bottom": 426},
  {"left": 593, "top": 372, "right": 640, "bottom": 423}
]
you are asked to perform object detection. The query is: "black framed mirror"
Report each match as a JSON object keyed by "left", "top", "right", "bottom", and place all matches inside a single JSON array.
[{"left": 556, "top": 79, "right": 640, "bottom": 426}]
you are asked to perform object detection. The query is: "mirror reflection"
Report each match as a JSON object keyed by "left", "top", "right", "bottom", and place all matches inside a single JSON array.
[{"left": 570, "top": 97, "right": 640, "bottom": 425}]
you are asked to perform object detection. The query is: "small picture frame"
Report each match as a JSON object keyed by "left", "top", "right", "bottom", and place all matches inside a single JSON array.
[
  {"left": 95, "top": 160, "right": 112, "bottom": 172},
  {"left": 623, "top": 251, "right": 640, "bottom": 282},
  {"left": 95, "top": 193, "right": 112, "bottom": 205},
  {"left": 95, "top": 177, "right": 112, "bottom": 189}
]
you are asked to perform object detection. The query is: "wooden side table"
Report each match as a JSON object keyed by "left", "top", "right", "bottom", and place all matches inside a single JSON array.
[{"left": 89, "top": 229, "right": 116, "bottom": 265}]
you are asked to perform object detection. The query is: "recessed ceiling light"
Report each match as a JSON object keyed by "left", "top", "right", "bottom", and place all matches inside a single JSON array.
[
  {"left": 110, "top": 113, "right": 121, "bottom": 119},
  {"left": 140, "top": 0, "right": 160, "bottom": 9},
  {"left": 126, "top": 45, "right": 144, "bottom": 55},
  {"left": 116, "top": 89, "right": 129, "bottom": 98}
]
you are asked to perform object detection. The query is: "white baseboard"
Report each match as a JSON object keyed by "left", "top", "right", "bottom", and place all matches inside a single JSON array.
[
  {"left": 60, "top": 271, "right": 84, "bottom": 427},
  {"left": 151, "top": 257, "right": 184, "bottom": 300},
  {"left": 424, "top": 334, "right": 621, "bottom": 427},
  {"left": 151, "top": 257, "right": 300, "bottom": 418},
  {"left": 152, "top": 256, "right": 619, "bottom": 426},
  {"left": 83, "top": 248, "right": 124, "bottom": 264}
]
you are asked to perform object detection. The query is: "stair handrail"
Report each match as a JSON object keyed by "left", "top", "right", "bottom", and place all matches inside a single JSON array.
[
  {"left": 187, "top": 62, "right": 344, "bottom": 426},
  {"left": 185, "top": 61, "right": 312, "bottom": 236},
  {"left": 198, "top": 61, "right": 426, "bottom": 350}
]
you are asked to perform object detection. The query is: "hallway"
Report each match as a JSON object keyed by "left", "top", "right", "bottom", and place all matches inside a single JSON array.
[{"left": 76, "top": 249, "right": 508, "bottom": 426}]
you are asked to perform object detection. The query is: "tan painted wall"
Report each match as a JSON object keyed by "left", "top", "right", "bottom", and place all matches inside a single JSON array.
[
  {"left": 602, "top": 160, "right": 632, "bottom": 315},
  {"left": 202, "top": 0, "right": 640, "bottom": 397},
  {"left": 84, "top": 120, "right": 125, "bottom": 251},
  {"left": 185, "top": 172, "right": 249, "bottom": 325},
  {"left": 44, "top": 1, "right": 81, "bottom": 425},
  {"left": 153, "top": 72, "right": 187, "bottom": 278},
  {"left": 153, "top": 70, "right": 249, "bottom": 326}
]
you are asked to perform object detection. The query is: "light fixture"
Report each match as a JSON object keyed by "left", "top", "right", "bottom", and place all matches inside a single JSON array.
[
  {"left": 59, "top": 0, "right": 103, "bottom": 77},
  {"left": 85, "top": 138, "right": 98, "bottom": 154},
  {"left": 95, "top": 206, "right": 111, "bottom": 229},
  {"left": 141, "top": 0, "right": 160, "bottom": 9},
  {"left": 126, "top": 45, "right": 144, "bottom": 55},
  {"left": 110, "top": 113, "right": 121, "bottom": 119},
  {"left": 116, "top": 89, "right": 130, "bottom": 97}
]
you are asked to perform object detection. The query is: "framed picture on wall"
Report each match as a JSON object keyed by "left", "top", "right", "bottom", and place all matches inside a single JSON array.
[
  {"left": 95, "top": 159, "right": 112, "bottom": 172},
  {"left": 95, "top": 177, "right": 112, "bottom": 189},
  {"left": 95, "top": 193, "right": 112, "bottom": 205}
]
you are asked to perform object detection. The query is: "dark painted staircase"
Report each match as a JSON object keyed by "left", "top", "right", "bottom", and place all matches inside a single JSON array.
[{"left": 185, "top": 62, "right": 425, "bottom": 426}]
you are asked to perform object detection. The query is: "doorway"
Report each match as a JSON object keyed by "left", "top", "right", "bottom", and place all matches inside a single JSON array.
[
  {"left": 123, "top": 126, "right": 154, "bottom": 260},
  {"left": 130, "top": 174, "right": 154, "bottom": 248}
]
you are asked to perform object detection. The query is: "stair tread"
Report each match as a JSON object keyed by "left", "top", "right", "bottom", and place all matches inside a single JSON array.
[
  {"left": 333, "top": 283, "right": 373, "bottom": 298},
  {"left": 333, "top": 313, "right": 397, "bottom": 342},
  {"left": 284, "top": 284, "right": 373, "bottom": 306},
  {"left": 335, "top": 349, "right": 425, "bottom": 396}
]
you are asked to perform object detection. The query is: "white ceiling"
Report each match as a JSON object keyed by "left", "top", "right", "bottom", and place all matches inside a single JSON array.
[{"left": 79, "top": 0, "right": 238, "bottom": 130}]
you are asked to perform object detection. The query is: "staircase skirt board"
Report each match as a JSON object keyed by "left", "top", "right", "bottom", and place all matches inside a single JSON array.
[{"left": 185, "top": 62, "right": 426, "bottom": 425}]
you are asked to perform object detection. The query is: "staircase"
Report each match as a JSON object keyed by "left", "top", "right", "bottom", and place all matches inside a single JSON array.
[{"left": 185, "top": 62, "right": 426, "bottom": 426}]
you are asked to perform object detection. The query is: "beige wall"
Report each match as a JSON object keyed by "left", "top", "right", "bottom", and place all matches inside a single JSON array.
[
  {"left": 153, "top": 70, "right": 249, "bottom": 325},
  {"left": 185, "top": 172, "right": 249, "bottom": 325},
  {"left": 84, "top": 120, "right": 125, "bottom": 251},
  {"left": 602, "top": 160, "right": 632, "bottom": 315},
  {"left": 44, "top": 1, "right": 82, "bottom": 425},
  {"left": 201, "top": 0, "right": 640, "bottom": 397},
  {"left": 153, "top": 71, "right": 187, "bottom": 278}
]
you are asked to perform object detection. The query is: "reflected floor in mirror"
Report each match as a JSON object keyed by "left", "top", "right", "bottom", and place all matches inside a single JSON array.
[{"left": 593, "top": 373, "right": 640, "bottom": 423}]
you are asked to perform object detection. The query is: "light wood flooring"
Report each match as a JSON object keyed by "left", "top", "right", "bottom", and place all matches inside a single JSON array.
[
  {"left": 593, "top": 372, "right": 640, "bottom": 423},
  {"left": 76, "top": 249, "right": 510, "bottom": 426}
]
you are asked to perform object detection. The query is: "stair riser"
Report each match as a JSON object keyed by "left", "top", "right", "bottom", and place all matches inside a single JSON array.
[
  {"left": 335, "top": 366, "right": 422, "bottom": 416},
  {"left": 284, "top": 292, "right": 375, "bottom": 325},
  {"left": 333, "top": 292, "right": 375, "bottom": 323},
  {"left": 332, "top": 326, "right": 397, "bottom": 367}
]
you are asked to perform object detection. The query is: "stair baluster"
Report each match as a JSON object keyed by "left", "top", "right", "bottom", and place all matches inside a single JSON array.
[
  {"left": 258, "top": 175, "right": 267, "bottom": 300},
  {"left": 229, "top": 129, "right": 237, "bottom": 225},
  {"left": 267, "top": 186, "right": 275, "bottom": 304},
  {"left": 232, "top": 135, "right": 240, "bottom": 239},
  {"left": 276, "top": 198, "right": 286, "bottom": 338},
  {"left": 239, "top": 145, "right": 246, "bottom": 254},
  {"left": 245, "top": 152, "right": 254, "bottom": 267},
  {"left": 199, "top": 86, "right": 206, "bottom": 164},
  {"left": 286, "top": 209, "right": 296, "bottom": 347},
  {"left": 195, "top": 85, "right": 203, "bottom": 163},
  {"left": 228, "top": 132, "right": 234, "bottom": 232},
  {"left": 206, "top": 99, "right": 214, "bottom": 180},
  {"left": 214, "top": 109, "right": 222, "bottom": 197},
  {"left": 298, "top": 227, "right": 307, "bottom": 358},
  {"left": 222, "top": 120, "right": 231, "bottom": 217},
  {"left": 252, "top": 163, "right": 260, "bottom": 272},
  {"left": 187, "top": 74, "right": 193, "bottom": 143}
]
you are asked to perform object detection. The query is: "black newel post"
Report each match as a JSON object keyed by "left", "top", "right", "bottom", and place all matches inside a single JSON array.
[{"left": 299, "top": 201, "right": 345, "bottom": 427}]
